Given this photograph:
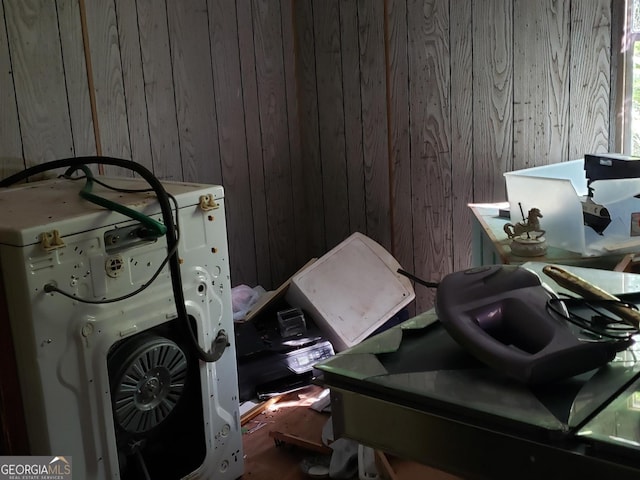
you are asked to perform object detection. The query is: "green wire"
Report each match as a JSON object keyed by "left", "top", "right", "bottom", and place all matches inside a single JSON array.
[{"left": 70, "top": 165, "right": 167, "bottom": 237}]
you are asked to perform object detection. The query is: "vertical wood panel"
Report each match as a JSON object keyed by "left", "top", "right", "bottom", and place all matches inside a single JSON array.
[
  {"left": 569, "top": 0, "right": 610, "bottom": 157},
  {"left": 544, "top": 0, "right": 571, "bottom": 163},
  {"left": 56, "top": 0, "right": 96, "bottom": 157},
  {"left": 609, "top": 0, "right": 625, "bottom": 153},
  {"left": 168, "top": 0, "right": 221, "bottom": 184},
  {"left": 237, "top": 0, "right": 272, "bottom": 287},
  {"left": 136, "top": 0, "right": 183, "bottom": 180},
  {"left": 407, "top": 0, "right": 452, "bottom": 311},
  {"left": 386, "top": 0, "right": 414, "bottom": 312},
  {"left": 84, "top": 0, "right": 131, "bottom": 172},
  {"left": 208, "top": 0, "right": 258, "bottom": 286},
  {"left": 0, "top": 0, "right": 620, "bottom": 294},
  {"left": 114, "top": 0, "right": 153, "bottom": 172},
  {"left": 513, "top": 0, "right": 570, "bottom": 170},
  {"left": 472, "top": 0, "right": 513, "bottom": 202},
  {"left": 339, "top": 0, "right": 367, "bottom": 236},
  {"left": 252, "top": 0, "right": 297, "bottom": 286},
  {"left": 295, "top": 0, "right": 325, "bottom": 260},
  {"left": 0, "top": 0, "right": 23, "bottom": 177},
  {"left": 4, "top": 0, "right": 73, "bottom": 167},
  {"left": 358, "top": 0, "right": 391, "bottom": 251},
  {"left": 313, "top": 0, "right": 350, "bottom": 249},
  {"left": 450, "top": 0, "right": 474, "bottom": 271},
  {"left": 280, "top": 0, "right": 310, "bottom": 269},
  {"left": 513, "top": 0, "right": 537, "bottom": 169}
]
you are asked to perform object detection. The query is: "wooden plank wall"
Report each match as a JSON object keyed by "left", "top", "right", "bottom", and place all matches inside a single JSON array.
[
  {"left": 0, "top": 0, "right": 614, "bottom": 311},
  {"left": 295, "top": 0, "right": 612, "bottom": 311},
  {"left": 0, "top": 0, "right": 304, "bottom": 291}
]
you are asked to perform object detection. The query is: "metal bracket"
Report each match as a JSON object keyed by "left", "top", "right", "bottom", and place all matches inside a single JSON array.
[
  {"left": 40, "top": 230, "right": 65, "bottom": 251},
  {"left": 199, "top": 194, "right": 219, "bottom": 211}
]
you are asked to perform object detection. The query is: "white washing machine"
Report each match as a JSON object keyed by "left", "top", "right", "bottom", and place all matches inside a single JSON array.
[{"left": 0, "top": 175, "right": 243, "bottom": 479}]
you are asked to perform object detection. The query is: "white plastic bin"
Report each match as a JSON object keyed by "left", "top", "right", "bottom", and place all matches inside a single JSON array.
[
  {"left": 504, "top": 158, "right": 640, "bottom": 255},
  {"left": 504, "top": 159, "right": 588, "bottom": 254}
]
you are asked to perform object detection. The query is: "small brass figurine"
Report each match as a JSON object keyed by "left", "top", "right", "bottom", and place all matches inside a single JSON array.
[
  {"left": 504, "top": 207, "right": 545, "bottom": 239},
  {"left": 504, "top": 205, "right": 547, "bottom": 257}
]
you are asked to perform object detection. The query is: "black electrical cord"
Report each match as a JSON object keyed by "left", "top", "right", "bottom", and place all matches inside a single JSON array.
[
  {"left": 62, "top": 169, "right": 182, "bottom": 242},
  {"left": 397, "top": 268, "right": 440, "bottom": 288},
  {"left": 546, "top": 295, "right": 638, "bottom": 342},
  {"left": 42, "top": 168, "right": 182, "bottom": 304},
  {"left": 43, "top": 239, "right": 179, "bottom": 304},
  {"left": 64, "top": 165, "right": 167, "bottom": 237},
  {"left": 0, "top": 156, "right": 224, "bottom": 363}
]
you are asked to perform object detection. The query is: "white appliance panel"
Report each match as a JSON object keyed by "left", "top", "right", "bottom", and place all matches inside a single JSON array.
[{"left": 0, "top": 177, "right": 243, "bottom": 479}]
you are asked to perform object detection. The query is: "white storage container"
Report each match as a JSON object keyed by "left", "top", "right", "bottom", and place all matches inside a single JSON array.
[
  {"left": 504, "top": 158, "right": 640, "bottom": 256},
  {"left": 285, "top": 232, "right": 415, "bottom": 352}
]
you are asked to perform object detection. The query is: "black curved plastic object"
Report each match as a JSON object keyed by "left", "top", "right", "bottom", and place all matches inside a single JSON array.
[{"left": 435, "top": 265, "right": 628, "bottom": 384}]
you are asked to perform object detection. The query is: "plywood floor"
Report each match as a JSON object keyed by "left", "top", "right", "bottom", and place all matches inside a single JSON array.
[
  {"left": 239, "top": 386, "right": 460, "bottom": 480},
  {"left": 240, "top": 387, "right": 332, "bottom": 480}
]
